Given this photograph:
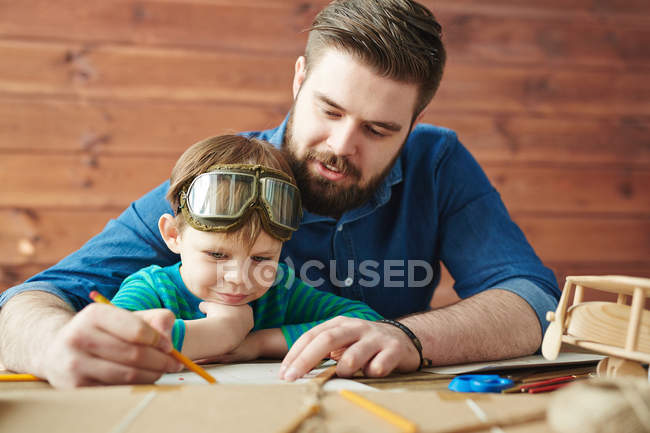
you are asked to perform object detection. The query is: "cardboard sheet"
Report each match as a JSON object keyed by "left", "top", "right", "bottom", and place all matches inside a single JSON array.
[
  {"left": 423, "top": 352, "right": 605, "bottom": 375},
  {"left": 321, "top": 390, "right": 552, "bottom": 433},
  {"left": 0, "top": 384, "right": 318, "bottom": 433},
  {"left": 0, "top": 384, "right": 554, "bottom": 433}
]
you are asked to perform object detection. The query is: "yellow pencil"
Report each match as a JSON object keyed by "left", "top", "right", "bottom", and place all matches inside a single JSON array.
[
  {"left": 339, "top": 389, "right": 418, "bottom": 433},
  {"left": 89, "top": 290, "right": 217, "bottom": 384},
  {"left": 0, "top": 373, "right": 46, "bottom": 382}
]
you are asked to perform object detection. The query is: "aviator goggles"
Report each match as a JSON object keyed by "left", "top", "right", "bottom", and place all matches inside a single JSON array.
[{"left": 178, "top": 164, "right": 302, "bottom": 241}]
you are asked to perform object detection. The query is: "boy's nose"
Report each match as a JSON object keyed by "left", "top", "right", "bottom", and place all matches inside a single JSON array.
[{"left": 222, "top": 261, "right": 245, "bottom": 286}]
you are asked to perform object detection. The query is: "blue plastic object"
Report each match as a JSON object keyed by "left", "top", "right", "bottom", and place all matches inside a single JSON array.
[{"left": 448, "top": 374, "right": 514, "bottom": 393}]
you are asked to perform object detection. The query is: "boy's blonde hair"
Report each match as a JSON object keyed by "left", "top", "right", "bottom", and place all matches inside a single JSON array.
[{"left": 167, "top": 135, "right": 296, "bottom": 249}]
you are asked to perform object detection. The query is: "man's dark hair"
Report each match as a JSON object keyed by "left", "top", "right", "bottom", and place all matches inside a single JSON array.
[{"left": 305, "top": 0, "right": 446, "bottom": 117}]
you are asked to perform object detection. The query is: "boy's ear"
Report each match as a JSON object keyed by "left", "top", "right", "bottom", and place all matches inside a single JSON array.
[
  {"left": 292, "top": 56, "right": 307, "bottom": 99},
  {"left": 159, "top": 214, "right": 182, "bottom": 254}
]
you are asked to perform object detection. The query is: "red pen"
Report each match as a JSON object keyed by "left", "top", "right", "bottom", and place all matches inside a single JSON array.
[
  {"left": 521, "top": 373, "right": 590, "bottom": 394},
  {"left": 502, "top": 373, "right": 590, "bottom": 394},
  {"left": 519, "top": 375, "right": 578, "bottom": 391},
  {"left": 527, "top": 381, "right": 573, "bottom": 394}
]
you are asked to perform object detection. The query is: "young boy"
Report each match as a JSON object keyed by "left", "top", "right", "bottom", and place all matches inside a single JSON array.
[{"left": 111, "top": 135, "right": 382, "bottom": 361}]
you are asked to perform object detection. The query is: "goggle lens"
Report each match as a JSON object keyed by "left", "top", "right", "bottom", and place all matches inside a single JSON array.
[
  {"left": 182, "top": 167, "right": 302, "bottom": 238},
  {"left": 186, "top": 172, "right": 255, "bottom": 219},
  {"left": 261, "top": 177, "right": 302, "bottom": 230}
]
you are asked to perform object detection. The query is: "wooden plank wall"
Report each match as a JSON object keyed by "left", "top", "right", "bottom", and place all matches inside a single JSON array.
[{"left": 1, "top": 0, "right": 649, "bottom": 307}]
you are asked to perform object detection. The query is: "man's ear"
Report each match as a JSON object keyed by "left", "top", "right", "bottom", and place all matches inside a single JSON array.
[
  {"left": 414, "top": 108, "right": 427, "bottom": 126},
  {"left": 292, "top": 56, "right": 307, "bottom": 99},
  {"left": 159, "top": 214, "right": 182, "bottom": 254}
]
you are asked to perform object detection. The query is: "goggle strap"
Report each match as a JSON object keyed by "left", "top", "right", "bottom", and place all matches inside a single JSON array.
[{"left": 180, "top": 200, "right": 292, "bottom": 242}]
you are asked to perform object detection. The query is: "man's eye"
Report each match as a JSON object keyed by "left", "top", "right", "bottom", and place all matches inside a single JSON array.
[
  {"left": 251, "top": 256, "right": 270, "bottom": 263},
  {"left": 323, "top": 109, "right": 341, "bottom": 118},
  {"left": 366, "top": 125, "right": 386, "bottom": 137}
]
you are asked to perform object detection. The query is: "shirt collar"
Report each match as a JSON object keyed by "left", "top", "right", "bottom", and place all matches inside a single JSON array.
[
  {"left": 269, "top": 114, "right": 404, "bottom": 225},
  {"left": 169, "top": 262, "right": 204, "bottom": 315},
  {"left": 267, "top": 115, "right": 288, "bottom": 148}
]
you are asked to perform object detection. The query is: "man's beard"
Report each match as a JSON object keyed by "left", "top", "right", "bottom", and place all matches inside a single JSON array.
[{"left": 282, "top": 109, "right": 402, "bottom": 218}]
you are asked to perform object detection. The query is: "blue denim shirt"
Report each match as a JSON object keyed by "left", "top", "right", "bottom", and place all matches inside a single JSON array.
[{"left": 1, "top": 118, "right": 559, "bottom": 333}]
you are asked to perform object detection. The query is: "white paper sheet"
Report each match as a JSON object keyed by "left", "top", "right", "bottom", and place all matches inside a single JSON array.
[
  {"left": 156, "top": 360, "right": 375, "bottom": 391},
  {"left": 422, "top": 352, "right": 605, "bottom": 375}
]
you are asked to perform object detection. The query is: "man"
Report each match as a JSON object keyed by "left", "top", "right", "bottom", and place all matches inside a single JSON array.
[{"left": 0, "top": 0, "right": 559, "bottom": 388}]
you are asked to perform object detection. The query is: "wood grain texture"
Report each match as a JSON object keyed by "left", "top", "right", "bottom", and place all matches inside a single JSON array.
[
  {"left": 566, "top": 302, "right": 650, "bottom": 353},
  {"left": 516, "top": 216, "right": 650, "bottom": 262},
  {"left": 2, "top": 40, "right": 649, "bottom": 116},
  {"left": 0, "top": 154, "right": 173, "bottom": 208},
  {"left": 3, "top": 154, "right": 648, "bottom": 214},
  {"left": 2, "top": 1, "right": 648, "bottom": 70},
  {"left": 0, "top": 0, "right": 648, "bottom": 296},
  {"left": 0, "top": 0, "right": 319, "bottom": 54},
  {"left": 2, "top": 97, "right": 648, "bottom": 166},
  {"left": 0, "top": 40, "right": 295, "bottom": 104},
  {"left": 428, "top": 0, "right": 650, "bottom": 15},
  {"left": 0, "top": 98, "right": 288, "bottom": 155},
  {"left": 0, "top": 209, "right": 119, "bottom": 266},
  {"left": 485, "top": 164, "right": 650, "bottom": 215}
]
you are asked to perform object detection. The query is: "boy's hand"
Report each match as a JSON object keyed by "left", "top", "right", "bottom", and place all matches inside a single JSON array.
[
  {"left": 197, "top": 328, "right": 288, "bottom": 364},
  {"left": 199, "top": 302, "right": 254, "bottom": 337},
  {"left": 197, "top": 332, "right": 262, "bottom": 364},
  {"left": 181, "top": 302, "right": 254, "bottom": 359}
]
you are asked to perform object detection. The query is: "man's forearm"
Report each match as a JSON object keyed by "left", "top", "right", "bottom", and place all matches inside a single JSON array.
[
  {"left": 0, "top": 291, "right": 74, "bottom": 376},
  {"left": 401, "top": 289, "right": 542, "bottom": 365}
]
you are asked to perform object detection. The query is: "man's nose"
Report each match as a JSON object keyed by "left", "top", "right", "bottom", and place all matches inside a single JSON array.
[{"left": 327, "top": 120, "right": 357, "bottom": 157}]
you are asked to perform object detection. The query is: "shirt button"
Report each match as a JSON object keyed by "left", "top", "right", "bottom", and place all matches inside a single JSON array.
[
  {"left": 344, "top": 277, "right": 353, "bottom": 287},
  {"left": 337, "top": 225, "right": 343, "bottom": 232}
]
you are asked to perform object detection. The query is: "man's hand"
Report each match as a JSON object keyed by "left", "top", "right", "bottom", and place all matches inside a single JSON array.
[
  {"left": 279, "top": 317, "right": 420, "bottom": 381},
  {"left": 40, "top": 303, "right": 182, "bottom": 388}
]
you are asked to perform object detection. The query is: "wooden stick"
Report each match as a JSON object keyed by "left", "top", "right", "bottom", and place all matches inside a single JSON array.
[
  {"left": 556, "top": 279, "right": 574, "bottom": 331},
  {"left": 340, "top": 389, "right": 418, "bottom": 433},
  {"left": 311, "top": 365, "right": 337, "bottom": 387},
  {"left": 624, "top": 286, "right": 644, "bottom": 351},
  {"left": 277, "top": 402, "right": 320, "bottom": 433},
  {"left": 573, "top": 284, "right": 584, "bottom": 305},
  {"left": 89, "top": 290, "right": 217, "bottom": 384}
]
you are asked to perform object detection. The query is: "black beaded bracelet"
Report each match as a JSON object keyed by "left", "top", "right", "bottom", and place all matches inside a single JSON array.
[{"left": 378, "top": 319, "right": 429, "bottom": 370}]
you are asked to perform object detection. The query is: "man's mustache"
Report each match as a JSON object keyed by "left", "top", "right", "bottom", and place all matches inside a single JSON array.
[{"left": 304, "top": 150, "right": 361, "bottom": 180}]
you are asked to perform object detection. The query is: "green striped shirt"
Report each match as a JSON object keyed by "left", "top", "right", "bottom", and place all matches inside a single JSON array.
[{"left": 111, "top": 262, "right": 382, "bottom": 351}]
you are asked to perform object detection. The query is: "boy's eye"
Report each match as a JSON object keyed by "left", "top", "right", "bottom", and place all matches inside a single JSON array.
[
  {"left": 251, "top": 256, "right": 271, "bottom": 263},
  {"left": 208, "top": 252, "right": 226, "bottom": 259}
]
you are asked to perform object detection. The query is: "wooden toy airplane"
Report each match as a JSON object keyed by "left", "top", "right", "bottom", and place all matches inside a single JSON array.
[{"left": 542, "top": 275, "right": 650, "bottom": 378}]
